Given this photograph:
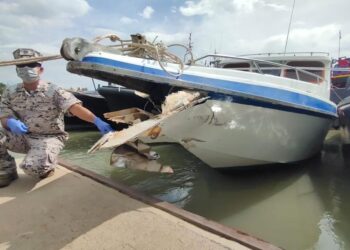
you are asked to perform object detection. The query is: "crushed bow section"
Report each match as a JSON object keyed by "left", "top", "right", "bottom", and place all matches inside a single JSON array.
[{"left": 88, "top": 91, "right": 208, "bottom": 173}]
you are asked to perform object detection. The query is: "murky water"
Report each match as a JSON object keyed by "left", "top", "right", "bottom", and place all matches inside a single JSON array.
[{"left": 60, "top": 130, "right": 350, "bottom": 250}]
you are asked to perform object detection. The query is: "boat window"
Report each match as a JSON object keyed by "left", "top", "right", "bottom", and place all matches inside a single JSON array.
[
  {"left": 284, "top": 61, "right": 324, "bottom": 83},
  {"left": 222, "top": 62, "right": 251, "bottom": 71},
  {"left": 256, "top": 63, "right": 281, "bottom": 76}
]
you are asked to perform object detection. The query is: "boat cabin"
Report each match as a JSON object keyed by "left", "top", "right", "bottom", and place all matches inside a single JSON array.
[{"left": 215, "top": 52, "right": 330, "bottom": 85}]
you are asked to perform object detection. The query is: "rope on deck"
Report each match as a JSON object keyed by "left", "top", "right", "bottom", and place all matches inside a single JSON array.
[{"left": 90, "top": 33, "right": 193, "bottom": 77}]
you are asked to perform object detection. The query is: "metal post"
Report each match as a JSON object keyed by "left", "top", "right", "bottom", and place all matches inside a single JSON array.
[{"left": 338, "top": 30, "right": 342, "bottom": 59}]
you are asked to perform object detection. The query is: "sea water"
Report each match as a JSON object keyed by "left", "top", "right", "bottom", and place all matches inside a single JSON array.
[{"left": 60, "top": 130, "right": 350, "bottom": 250}]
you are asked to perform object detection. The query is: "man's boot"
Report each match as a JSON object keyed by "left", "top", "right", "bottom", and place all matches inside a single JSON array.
[{"left": 0, "top": 168, "right": 18, "bottom": 188}]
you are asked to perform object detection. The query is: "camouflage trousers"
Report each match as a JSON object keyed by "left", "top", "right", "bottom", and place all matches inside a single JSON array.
[{"left": 0, "top": 128, "right": 64, "bottom": 178}]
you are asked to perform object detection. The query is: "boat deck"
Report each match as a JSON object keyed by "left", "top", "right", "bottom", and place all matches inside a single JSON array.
[{"left": 0, "top": 156, "right": 280, "bottom": 250}]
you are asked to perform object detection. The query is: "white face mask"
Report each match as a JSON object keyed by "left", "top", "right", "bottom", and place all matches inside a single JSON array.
[{"left": 16, "top": 66, "right": 40, "bottom": 83}]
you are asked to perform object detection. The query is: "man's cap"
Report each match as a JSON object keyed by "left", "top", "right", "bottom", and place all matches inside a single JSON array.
[{"left": 13, "top": 48, "right": 42, "bottom": 60}]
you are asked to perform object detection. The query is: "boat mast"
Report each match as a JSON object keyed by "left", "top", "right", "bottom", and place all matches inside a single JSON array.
[
  {"left": 338, "top": 30, "right": 342, "bottom": 59},
  {"left": 188, "top": 32, "right": 193, "bottom": 53},
  {"left": 284, "top": 0, "right": 296, "bottom": 54},
  {"left": 185, "top": 32, "right": 193, "bottom": 63}
]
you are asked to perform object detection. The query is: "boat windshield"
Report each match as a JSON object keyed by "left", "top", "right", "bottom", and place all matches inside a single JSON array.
[
  {"left": 194, "top": 54, "right": 325, "bottom": 84},
  {"left": 222, "top": 62, "right": 282, "bottom": 76},
  {"left": 284, "top": 61, "right": 325, "bottom": 84}
]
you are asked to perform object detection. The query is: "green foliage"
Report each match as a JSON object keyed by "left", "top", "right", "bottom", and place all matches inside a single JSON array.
[{"left": 0, "top": 82, "right": 6, "bottom": 95}]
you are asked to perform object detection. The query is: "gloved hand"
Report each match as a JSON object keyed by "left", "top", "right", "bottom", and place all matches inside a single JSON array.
[
  {"left": 6, "top": 118, "right": 28, "bottom": 135},
  {"left": 93, "top": 117, "right": 114, "bottom": 135}
]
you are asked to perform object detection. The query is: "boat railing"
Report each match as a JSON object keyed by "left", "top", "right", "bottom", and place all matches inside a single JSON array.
[
  {"left": 238, "top": 52, "right": 330, "bottom": 57},
  {"left": 332, "top": 67, "right": 350, "bottom": 72},
  {"left": 192, "top": 54, "right": 325, "bottom": 83}
]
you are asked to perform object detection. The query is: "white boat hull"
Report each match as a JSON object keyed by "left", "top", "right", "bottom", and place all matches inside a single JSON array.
[
  {"left": 151, "top": 99, "right": 332, "bottom": 168},
  {"left": 63, "top": 48, "right": 337, "bottom": 168}
]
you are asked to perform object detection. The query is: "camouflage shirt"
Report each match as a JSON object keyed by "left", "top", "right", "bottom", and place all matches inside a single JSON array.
[{"left": 0, "top": 81, "right": 81, "bottom": 140}]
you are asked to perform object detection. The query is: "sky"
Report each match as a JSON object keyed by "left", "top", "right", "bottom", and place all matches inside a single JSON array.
[{"left": 1, "top": 0, "right": 350, "bottom": 90}]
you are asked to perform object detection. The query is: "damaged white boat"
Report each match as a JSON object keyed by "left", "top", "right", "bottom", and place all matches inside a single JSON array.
[{"left": 61, "top": 34, "right": 337, "bottom": 168}]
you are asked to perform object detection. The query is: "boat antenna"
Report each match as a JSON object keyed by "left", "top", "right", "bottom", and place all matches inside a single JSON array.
[
  {"left": 188, "top": 32, "right": 193, "bottom": 52},
  {"left": 338, "top": 30, "right": 342, "bottom": 58},
  {"left": 284, "top": 0, "right": 296, "bottom": 54},
  {"left": 184, "top": 32, "right": 193, "bottom": 63}
]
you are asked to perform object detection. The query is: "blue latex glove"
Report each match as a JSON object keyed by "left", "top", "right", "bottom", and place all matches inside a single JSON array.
[
  {"left": 7, "top": 118, "right": 28, "bottom": 135},
  {"left": 93, "top": 117, "right": 114, "bottom": 135}
]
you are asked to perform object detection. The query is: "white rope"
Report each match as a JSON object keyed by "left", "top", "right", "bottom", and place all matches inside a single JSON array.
[
  {"left": 92, "top": 34, "right": 121, "bottom": 43},
  {"left": 0, "top": 55, "right": 62, "bottom": 67},
  {"left": 0, "top": 33, "right": 191, "bottom": 79},
  {"left": 92, "top": 34, "right": 189, "bottom": 77}
]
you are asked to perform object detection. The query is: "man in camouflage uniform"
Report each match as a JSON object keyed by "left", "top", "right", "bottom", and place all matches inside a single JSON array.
[{"left": 0, "top": 48, "right": 114, "bottom": 187}]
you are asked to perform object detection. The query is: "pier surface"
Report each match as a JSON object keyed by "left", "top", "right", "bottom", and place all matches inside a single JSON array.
[{"left": 0, "top": 157, "right": 280, "bottom": 250}]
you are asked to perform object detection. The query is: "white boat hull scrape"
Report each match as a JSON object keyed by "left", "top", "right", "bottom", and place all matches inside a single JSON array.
[
  {"left": 155, "top": 99, "right": 332, "bottom": 168},
  {"left": 90, "top": 91, "right": 332, "bottom": 168}
]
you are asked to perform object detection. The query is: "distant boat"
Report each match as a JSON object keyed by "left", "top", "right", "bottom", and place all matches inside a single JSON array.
[
  {"left": 330, "top": 57, "right": 350, "bottom": 104},
  {"left": 61, "top": 36, "right": 337, "bottom": 168},
  {"left": 330, "top": 57, "right": 350, "bottom": 141}
]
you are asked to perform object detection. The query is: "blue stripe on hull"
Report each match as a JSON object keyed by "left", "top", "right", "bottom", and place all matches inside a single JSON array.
[
  {"left": 209, "top": 93, "right": 334, "bottom": 119},
  {"left": 82, "top": 56, "right": 337, "bottom": 117}
]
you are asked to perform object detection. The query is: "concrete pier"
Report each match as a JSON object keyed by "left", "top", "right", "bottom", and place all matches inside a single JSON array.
[{"left": 0, "top": 157, "right": 281, "bottom": 250}]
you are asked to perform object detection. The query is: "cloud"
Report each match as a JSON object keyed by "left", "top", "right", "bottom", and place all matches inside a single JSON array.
[
  {"left": 139, "top": 6, "right": 154, "bottom": 19},
  {"left": 0, "top": 0, "right": 90, "bottom": 19},
  {"left": 281, "top": 24, "right": 342, "bottom": 53},
  {"left": 0, "top": 0, "right": 91, "bottom": 58},
  {"left": 2, "top": 0, "right": 350, "bottom": 90},
  {"left": 264, "top": 3, "right": 288, "bottom": 11},
  {"left": 143, "top": 32, "right": 188, "bottom": 45},
  {"left": 0, "top": 2, "right": 19, "bottom": 12},
  {"left": 120, "top": 16, "right": 138, "bottom": 24},
  {"left": 178, "top": 0, "right": 265, "bottom": 16},
  {"left": 232, "top": 0, "right": 259, "bottom": 13},
  {"left": 179, "top": 0, "right": 214, "bottom": 16},
  {"left": 240, "top": 24, "right": 343, "bottom": 54}
]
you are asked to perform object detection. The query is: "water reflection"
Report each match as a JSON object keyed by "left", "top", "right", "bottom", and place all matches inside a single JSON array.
[{"left": 60, "top": 131, "right": 350, "bottom": 250}]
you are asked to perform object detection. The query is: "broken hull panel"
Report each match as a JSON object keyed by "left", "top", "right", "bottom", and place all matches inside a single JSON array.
[{"left": 154, "top": 99, "right": 332, "bottom": 168}]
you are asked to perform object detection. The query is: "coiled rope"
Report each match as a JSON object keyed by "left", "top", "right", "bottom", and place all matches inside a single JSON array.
[
  {"left": 0, "top": 33, "right": 193, "bottom": 78},
  {"left": 92, "top": 34, "right": 193, "bottom": 77}
]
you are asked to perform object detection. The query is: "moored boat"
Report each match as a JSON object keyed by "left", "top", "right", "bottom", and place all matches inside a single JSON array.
[
  {"left": 330, "top": 57, "right": 350, "bottom": 104},
  {"left": 60, "top": 35, "right": 337, "bottom": 168},
  {"left": 330, "top": 57, "right": 350, "bottom": 141}
]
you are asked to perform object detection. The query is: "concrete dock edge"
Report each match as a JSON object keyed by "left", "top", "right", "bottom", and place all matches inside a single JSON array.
[{"left": 58, "top": 158, "right": 282, "bottom": 250}]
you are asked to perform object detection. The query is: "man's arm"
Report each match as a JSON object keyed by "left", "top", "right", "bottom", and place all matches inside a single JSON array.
[
  {"left": 0, "top": 117, "right": 9, "bottom": 129},
  {"left": 68, "top": 103, "right": 95, "bottom": 123},
  {"left": 68, "top": 103, "right": 114, "bottom": 134}
]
